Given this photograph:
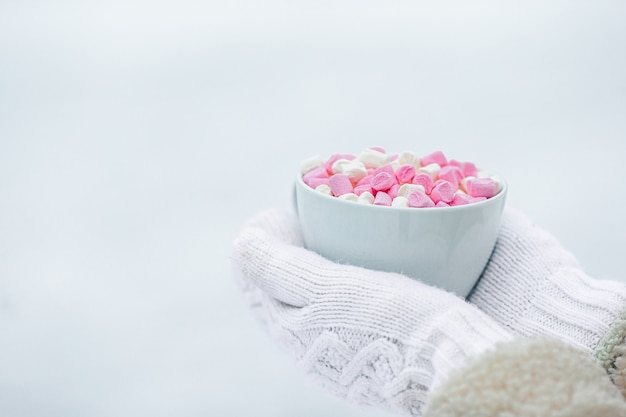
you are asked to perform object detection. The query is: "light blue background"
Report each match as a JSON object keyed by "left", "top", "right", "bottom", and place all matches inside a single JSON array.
[{"left": 1, "top": 1, "right": 625, "bottom": 416}]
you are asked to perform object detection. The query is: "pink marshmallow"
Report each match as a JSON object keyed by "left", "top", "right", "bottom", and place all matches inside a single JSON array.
[
  {"left": 429, "top": 180, "right": 455, "bottom": 204},
  {"left": 436, "top": 201, "right": 450, "bottom": 207},
  {"left": 353, "top": 184, "right": 372, "bottom": 196},
  {"left": 420, "top": 150, "right": 447, "bottom": 167},
  {"left": 412, "top": 173, "right": 434, "bottom": 194},
  {"left": 373, "top": 164, "right": 395, "bottom": 177},
  {"left": 395, "top": 164, "right": 416, "bottom": 184},
  {"left": 438, "top": 165, "right": 464, "bottom": 188},
  {"left": 408, "top": 190, "right": 435, "bottom": 208},
  {"left": 356, "top": 174, "right": 374, "bottom": 186},
  {"left": 369, "top": 146, "right": 386, "bottom": 154},
  {"left": 451, "top": 192, "right": 473, "bottom": 206},
  {"left": 463, "top": 162, "right": 478, "bottom": 177},
  {"left": 371, "top": 172, "right": 396, "bottom": 192},
  {"left": 307, "top": 177, "right": 330, "bottom": 188},
  {"left": 303, "top": 165, "right": 328, "bottom": 185},
  {"left": 329, "top": 174, "right": 354, "bottom": 196},
  {"left": 465, "top": 177, "right": 497, "bottom": 198},
  {"left": 387, "top": 184, "right": 400, "bottom": 199},
  {"left": 448, "top": 159, "right": 478, "bottom": 177},
  {"left": 373, "top": 191, "right": 392, "bottom": 206}
]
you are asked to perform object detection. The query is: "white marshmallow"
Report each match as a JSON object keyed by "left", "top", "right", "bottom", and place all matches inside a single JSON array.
[
  {"left": 391, "top": 196, "right": 409, "bottom": 207},
  {"left": 338, "top": 193, "right": 358, "bottom": 202},
  {"left": 341, "top": 161, "right": 368, "bottom": 182},
  {"left": 397, "top": 183, "right": 426, "bottom": 198},
  {"left": 492, "top": 176, "right": 503, "bottom": 192},
  {"left": 416, "top": 163, "right": 441, "bottom": 180},
  {"left": 357, "top": 191, "right": 375, "bottom": 205},
  {"left": 300, "top": 155, "right": 324, "bottom": 175},
  {"left": 315, "top": 184, "right": 332, "bottom": 195},
  {"left": 397, "top": 151, "right": 420, "bottom": 168},
  {"left": 331, "top": 158, "right": 353, "bottom": 175},
  {"left": 356, "top": 148, "right": 390, "bottom": 169}
]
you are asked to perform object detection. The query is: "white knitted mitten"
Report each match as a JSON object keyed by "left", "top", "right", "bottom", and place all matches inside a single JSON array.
[
  {"left": 469, "top": 208, "right": 626, "bottom": 393},
  {"left": 232, "top": 210, "right": 626, "bottom": 416},
  {"left": 232, "top": 210, "right": 512, "bottom": 415}
]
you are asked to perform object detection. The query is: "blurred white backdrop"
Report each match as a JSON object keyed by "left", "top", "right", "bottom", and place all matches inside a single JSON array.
[{"left": 1, "top": 1, "right": 625, "bottom": 416}]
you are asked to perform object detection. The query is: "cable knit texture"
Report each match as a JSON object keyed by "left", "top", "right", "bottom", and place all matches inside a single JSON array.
[
  {"left": 424, "top": 337, "right": 626, "bottom": 417},
  {"left": 232, "top": 210, "right": 512, "bottom": 416},
  {"left": 469, "top": 208, "right": 626, "bottom": 384}
]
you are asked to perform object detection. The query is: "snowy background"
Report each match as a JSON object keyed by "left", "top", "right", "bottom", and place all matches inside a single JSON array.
[{"left": 1, "top": 1, "right": 625, "bottom": 416}]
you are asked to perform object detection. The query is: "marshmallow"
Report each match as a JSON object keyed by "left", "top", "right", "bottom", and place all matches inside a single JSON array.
[
  {"left": 429, "top": 180, "right": 455, "bottom": 204},
  {"left": 416, "top": 163, "right": 441, "bottom": 181},
  {"left": 451, "top": 192, "right": 473, "bottom": 206},
  {"left": 325, "top": 154, "right": 355, "bottom": 174},
  {"left": 438, "top": 165, "right": 464, "bottom": 188},
  {"left": 392, "top": 196, "right": 410, "bottom": 207},
  {"left": 373, "top": 191, "right": 392, "bottom": 206},
  {"left": 338, "top": 193, "right": 359, "bottom": 202},
  {"left": 354, "top": 184, "right": 373, "bottom": 196},
  {"left": 420, "top": 151, "right": 447, "bottom": 167},
  {"left": 357, "top": 148, "right": 390, "bottom": 169},
  {"left": 340, "top": 160, "right": 368, "bottom": 182},
  {"left": 388, "top": 184, "right": 400, "bottom": 199},
  {"left": 463, "top": 161, "right": 478, "bottom": 177},
  {"left": 408, "top": 190, "right": 435, "bottom": 208},
  {"left": 303, "top": 165, "right": 329, "bottom": 186},
  {"left": 373, "top": 164, "right": 395, "bottom": 177},
  {"left": 307, "top": 177, "right": 330, "bottom": 188},
  {"left": 412, "top": 173, "right": 434, "bottom": 193},
  {"left": 357, "top": 174, "right": 374, "bottom": 186},
  {"left": 315, "top": 184, "right": 332, "bottom": 195},
  {"left": 331, "top": 158, "right": 353, "bottom": 175},
  {"left": 329, "top": 174, "right": 354, "bottom": 196},
  {"left": 465, "top": 177, "right": 497, "bottom": 198},
  {"left": 357, "top": 191, "right": 375, "bottom": 205},
  {"left": 395, "top": 164, "right": 416, "bottom": 184},
  {"left": 397, "top": 183, "right": 426, "bottom": 198},
  {"left": 300, "top": 155, "right": 324, "bottom": 175},
  {"left": 396, "top": 151, "right": 420, "bottom": 168},
  {"left": 371, "top": 172, "right": 396, "bottom": 192},
  {"left": 460, "top": 176, "right": 475, "bottom": 193}
]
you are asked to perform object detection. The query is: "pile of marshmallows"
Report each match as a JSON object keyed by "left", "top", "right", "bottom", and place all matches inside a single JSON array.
[{"left": 300, "top": 147, "right": 502, "bottom": 208}]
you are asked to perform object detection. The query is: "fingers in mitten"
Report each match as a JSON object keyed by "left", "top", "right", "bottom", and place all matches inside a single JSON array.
[
  {"left": 232, "top": 227, "right": 318, "bottom": 307},
  {"left": 244, "top": 209, "right": 304, "bottom": 246}
]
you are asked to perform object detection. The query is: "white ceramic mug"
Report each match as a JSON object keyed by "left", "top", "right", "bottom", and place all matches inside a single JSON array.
[{"left": 294, "top": 174, "right": 507, "bottom": 298}]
